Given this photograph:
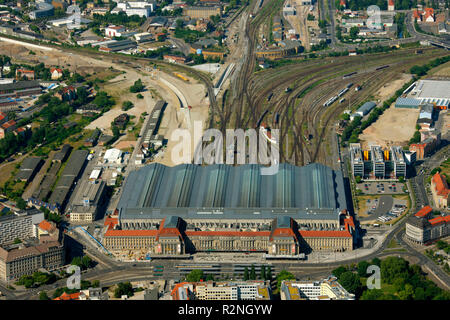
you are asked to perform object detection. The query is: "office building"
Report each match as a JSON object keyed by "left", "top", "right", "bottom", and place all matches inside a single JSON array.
[
  {"left": 0, "top": 210, "right": 44, "bottom": 245},
  {"left": 349, "top": 143, "right": 408, "bottom": 179},
  {"left": 69, "top": 180, "right": 107, "bottom": 223},
  {"left": 0, "top": 220, "right": 64, "bottom": 282},
  {"left": 281, "top": 276, "right": 355, "bottom": 300},
  {"left": 431, "top": 173, "right": 449, "bottom": 209}
]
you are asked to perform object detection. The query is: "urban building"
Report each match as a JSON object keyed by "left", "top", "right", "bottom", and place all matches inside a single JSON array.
[
  {"left": 409, "top": 132, "right": 441, "bottom": 160},
  {"left": 397, "top": 80, "right": 450, "bottom": 110},
  {"left": 0, "top": 119, "right": 16, "bottom": 139},
  {"left": 113, "top": 0, "right": 156, "bottom": 18},
  {"left": 15, "top": 69, "right": 35, "bottom": 80},
  {"left": 44, "top": 150, "right": 89, "bottom": 212},
  {"left": 99, "top": 39, "right": 137, "bottom": 53},
  {"left": 0, "top": 210, "right": 44, "bottom": 245},
  {"left": 255, "top": 40, "right": 302, "bottom": 60},
  {"left": 280, "top": 276, "right": 355, "bottom": 300},
  {"left": 69, "top": 180, "right": 107, "bottom": 223},
  {"left": 0, "top": 81, "right": 42, "bottom": 99},
  {"left": 183, "top": 6, "right": 222, "bottom": 19},
  {"left": 140, "top": 100, "right": 167, "bottom": 156},
  {"left": 50, "top": 68, "right": 63, "bottom": 80},
  {"left": 103, "top": 163, "right": 356, "bottom": 256},
  {"left": 194, "top": 281, "right": 271, "bottom": 300},
  {"left": 15, "top": 157, "right": 43, "bottom": 183},
  {"left": 431, "top": 173, "right": 449, "bottom": 209},
  {"left": 0, "top": 220, "right": 64, "bottom": 283},
  {"left": 406, "top": 211, "right": 449, "bottom": 244},
  {"left": 355, "top": 101, "right": 376, "bottom": 117},
  {"left": 349, "top": 143, "right": 407, "bottom": 179},
  {"left": 105, "top": 25, "right": 126, "bottom": 37},
  {"left": 29, "top": 2, "right": 54, "bottom": 20}
]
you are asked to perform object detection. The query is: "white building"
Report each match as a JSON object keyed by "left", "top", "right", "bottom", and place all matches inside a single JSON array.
[
  {"left": 103, "top": 148, "right": 123, "bottom": 164},
  {"left": 114, "top": 0, "right": 156, "bottom": 18},
  {"left": 105, "top": 25, "right": 126, "bottom": 38}
]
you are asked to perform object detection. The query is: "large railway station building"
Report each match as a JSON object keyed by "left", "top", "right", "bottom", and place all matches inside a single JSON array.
[{"left": 103, "top": 163, "right": 356, "bottom": 256}]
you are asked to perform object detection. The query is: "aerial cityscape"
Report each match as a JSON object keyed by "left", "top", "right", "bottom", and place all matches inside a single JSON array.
[{"left": 0, "top": 0, "right": 449, "bottom": 305}]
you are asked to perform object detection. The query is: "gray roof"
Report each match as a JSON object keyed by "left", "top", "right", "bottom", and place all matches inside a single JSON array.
[
  {"left": 395, "top": 97, "right": 421, "bottom": 107},
  {"left": 48, "top": 150, "right": 88, "bottom": 207},
  {"left": 118, "top": 163, "right": 348, "bottom": 222},
  {"left": 356, "top": 101, "right": 376, "bottom": 115},
  {"left": 16, "top": 157, "right": 43, "bottom": 181},
  {"left": 53, "top": 144, "right": 72, "bottom": 162},
  {"left": 0, "top": 80, "right": 41, "bottom": 92}
]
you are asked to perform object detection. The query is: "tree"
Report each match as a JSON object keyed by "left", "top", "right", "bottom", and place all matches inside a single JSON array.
[
  {"left": 206, "top": 274, "right": 214, "bottom": 281},
  {"left": 39, "top": 291, "right": 50, "bottom": 300},
  {"left": 266, "top": 266, "right": 272, "bottom": 281},
  {"left": 243, "top": 267, "right": 249, "bottom": 281},
  {"left": 339, "top": 271, "right": 361, "bottom": 294},
  {"left": 16, "top": 198, "right": 27, "bottom": 210},
  {"left": 276, "top": 270, "right": 295, "bottom": 290},
  {"left": 371, "top": 257, "right": 381, "bottom": 267},
  {"left": 114, "top": 282, "right": 133, "bottom": 298},
  {"left": 349, "top": 26, "right": 359, "bottom": 39},
  {"left": 357, "top": 261, "right": 370, "bottom": 277},
  {"left": 122, "top": 100, "right": 134, "bottom": 111},
  {"left": 260, "top": 265, "right": 266, "bottom": 280},
  {"left": 186, "top": 269, "right": 204, "bottom": 282},
  {"left": 355, "top": 176, "right": 362, "bottom": 184},
  {"left": 250, "top": 265, "right": 256, "bottom": 280},
  {"left": 332, "top": 266, "right": 347, "bottom": 279},
  {"left": 130, "top": 79, "right": 145, "bottom": 93},
  {"left": 381, "top": 256, "right": 409, "bottom": 284}
]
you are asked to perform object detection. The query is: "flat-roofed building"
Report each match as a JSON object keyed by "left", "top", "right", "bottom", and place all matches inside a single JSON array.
[
  {"left": 0, "top": 210, "right": 44, "bottom": 245},
  {"left": 70, "top": 180, "right": 106, "bottom": 223},
  {"left": 281, "top": 276, "right": 354, "bottom": 300},
  {"left": 407, "top": 80, "right": 450, "bottom": 110},
  {"left": 406, "top": 213, "right": 450, "bottom": 244},
  {"left": 0, "top": 220, "right": 64, "bottom": 283},
  {"left": 195, "top": 281, "right": 271, "bottom": 300},
  {"left": 183, "top": 6, "right": 222, "bottom": 19},
  {"left": 15, "top": 157, "right": 43, "bottom": 183}
]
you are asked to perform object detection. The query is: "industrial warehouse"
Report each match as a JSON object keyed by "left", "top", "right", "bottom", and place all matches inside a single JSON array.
[{"left": 102, "top": 163, "right": 357, "bottom": 257}]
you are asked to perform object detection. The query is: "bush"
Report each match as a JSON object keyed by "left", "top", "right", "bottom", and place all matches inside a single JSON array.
[
  {"left": 122, "top": 101, "right": 134, "bottom": 111},
  {"left": 130, "top": 79, "right": 145, "bottom": 93}
]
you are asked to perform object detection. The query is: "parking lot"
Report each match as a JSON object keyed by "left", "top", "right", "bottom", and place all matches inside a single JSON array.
[
  {"left": 357, "top": 181, "right": 405, "bottom": 195},
  {"left": 360, "top": 195, "right": 407, "bottom": 223}
]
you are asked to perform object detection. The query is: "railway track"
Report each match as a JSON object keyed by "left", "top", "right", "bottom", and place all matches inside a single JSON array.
[{"left": 237, "top": 47, "right": 448, "bottom": 166}]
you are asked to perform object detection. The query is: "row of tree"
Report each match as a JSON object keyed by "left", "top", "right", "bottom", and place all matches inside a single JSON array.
[{"left": 332, "top": 256, "right": 450, "bottom": 300}]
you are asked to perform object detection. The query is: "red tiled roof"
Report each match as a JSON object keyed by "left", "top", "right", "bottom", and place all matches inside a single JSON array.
[
  {"left": 299, "top": 230, "right": 352, "bottom": 238},
  {"left": 429, "top": 215, "right": 450, "bottom": 226},
  {"left": 270, "top": 228, "right": 295, "bottom": 240},
  {"left": 50, "top": 68, "right": 63, "bottom": 73},
  {"left": 432, "top": 173, "right": 450, "bottom": 197},
  {"left": 1, "top": 119, "right": 16, "bottom": 129},
  {"left": 415, "top": 205, "right": 433, "bottom": 217},
  {"left": 17, "top": 69, "right": 34, "bottom": 74},
  {"left": 54, "top": 292, "right": 81, "bottom": 300},
  {"left": 171, "top": 282, "right": 191, "bottom": 300},
  {"left": 38, "top": 220, "right": 54, "bottom": 232}
]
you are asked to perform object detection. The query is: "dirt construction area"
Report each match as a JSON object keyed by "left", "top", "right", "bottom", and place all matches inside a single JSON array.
[
  {"left": 0, "top": 39, "right": 211, "bottom": 167},
  {"left": 359, "top": 106, "right": 420, "bottom": 149}
]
